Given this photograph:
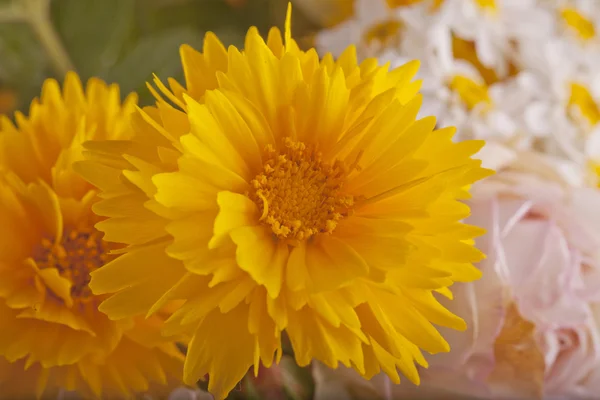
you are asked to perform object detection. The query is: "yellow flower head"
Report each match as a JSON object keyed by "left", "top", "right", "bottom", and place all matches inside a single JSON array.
[
  {"left": 0, "top": 73, "right": 185, "bottom": 399},
  {"left": 76, "top": 4, "right": 493, "bottom": 400}
]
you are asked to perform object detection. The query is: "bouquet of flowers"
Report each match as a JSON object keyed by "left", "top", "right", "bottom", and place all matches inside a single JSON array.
[{"left": 1, "top": 0, "right": 599, "bottom": 399}]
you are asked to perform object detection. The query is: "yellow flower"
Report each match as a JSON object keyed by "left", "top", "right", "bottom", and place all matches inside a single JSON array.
[
  {"left": 0, "top": 73, "right": 185, "bottom": 398},
  {"left": 76, "top": 4, "right": 493, "bottom": 400}
]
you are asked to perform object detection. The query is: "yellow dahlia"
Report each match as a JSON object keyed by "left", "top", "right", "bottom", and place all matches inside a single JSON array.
[
  {"left": 0, "top": 73, "right": 185, "bottom": 398},
  {"left": 76, "top": 5, "right": 493, "bottom": 400}
]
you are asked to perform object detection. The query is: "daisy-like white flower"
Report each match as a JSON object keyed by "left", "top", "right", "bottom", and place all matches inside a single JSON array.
[
  {"left": 76, "top": 4, "right": 492, "bottom": 400},
  {"left": 515, "top": 35, "right": 600, "bottom": 166},
  {"left": 384, "top": 49, "right": 494, "bottom": 126},
  {"left": 313, "top": 0, "right": 443, "bottom": 60},
  {"left": 538, "top": 0, "right": 600, "bottom": 49},
  {"left": 316, "top": 0, "right": 551, "bottom": 77},
  {"left": 0, "top": 73, "right": 185, "bottom": 399},
  {"left": 315, "top": 0, "right": 403, "bottom": 59},
  {"left": 292, "top": 0, "right": 356, "bottom": 28},
  {"left": 315, "top": 0, "right": 557, "bottom": 152},
  {"left": 422, "top": 0, "right": 552, "bottom": 78},
  {"left": 379, "top": 40, "right": 526, "bottom": 150}
]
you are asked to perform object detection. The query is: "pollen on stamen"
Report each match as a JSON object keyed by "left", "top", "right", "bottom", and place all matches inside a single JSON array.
[
  {"left": 35, "top": 226, "right": 113, "bottom": 302},
  {"left": 249, "top": 138, "right": 356, "bottom": 242}
]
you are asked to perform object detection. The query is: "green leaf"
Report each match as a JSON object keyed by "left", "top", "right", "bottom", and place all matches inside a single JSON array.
[
  {"left": 0, "top": 21, "right": 48, "bottom": 112},
  {"left": 138, "top": 0, "right": 235, "bottom": 34},
  {"left": 105, "top": 27, "right": 204, "bottom": 105},
  {"left": 50, "top": 0, "right": 136, "bottom": 79}
]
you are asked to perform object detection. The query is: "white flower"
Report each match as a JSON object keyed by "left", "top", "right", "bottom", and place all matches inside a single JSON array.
[
  {"left": 536, "top": 0, "right": 600, "bottom": 49},
  {"left": 381, "top": 36, "right": 527, "bottom": 149},
  {"left": 467, "top": 75, "right": 539, "bottom": 148},
  {"left": 315, "top": 0, "right": 396, "bottom": 58},
  {"left": 418, "top": 0, "right": 552, "bottom": 77},
  {"left": 290, "top": 0, "right": 353, "bottom": 28},
  {"left": 314, "top": 0, "right": 600, "bottom": 171},
  {"left": 517, "top": 36, "right": 600, "bottom": 163}
]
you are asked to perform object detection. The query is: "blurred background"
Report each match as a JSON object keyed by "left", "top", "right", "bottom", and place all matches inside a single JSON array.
[{"left": 0, "top": 0, "right": 329, "bottom": 114}]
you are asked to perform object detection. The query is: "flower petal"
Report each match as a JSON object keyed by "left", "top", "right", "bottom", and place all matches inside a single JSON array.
[
  {"left": 184, "top": 305, "right": 255, "bottom": 400},
  {"left": 230, "top": 225, "right": 287, "bottom": 298},
  {"left": 210, "top": 191, "right": 258, "bottom": 249}
]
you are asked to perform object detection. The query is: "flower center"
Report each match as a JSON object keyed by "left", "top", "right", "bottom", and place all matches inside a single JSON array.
[
  {"left": 448, "top": 75, "right": 493, "bottom": 111},
  {"left": 561, "top": 8, "right": 595, "bottom": 41},
  {"left": 386, "top": 0, "right": 425, "bottom": 7},
  {"left": 568, "top": 82, "right": 600, "bottom": 126},
  {"left": 322, "top": 0, "right": 355, "bottom": 27},
  {"left": 250, "top": 138, "right": 355, "bottom": 242},
  {"left": 451, "top": 36, "right": 519, "bottom": 85},
  {"left": 474, "top": 0, "right": 496, "bottom": 11},
  {"left": 363, "top": 20, "right": 402, "bottom": 48},
  {"left": 590, "top": 161, "right": 600, "bottom": 187},
  {"left": 36, "top": 227, "right": 112, "bottom": 301},
  {"left": 428, "top": 0, "right": 496, "bottom": 11}
]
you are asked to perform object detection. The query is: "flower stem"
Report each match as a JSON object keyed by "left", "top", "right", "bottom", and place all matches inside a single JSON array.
[
  {"left": 281, "top": 331, "right": 295, "bottom": 358},
  {"left": 21, "top": 0, "right": 74, "bottom": 77}
]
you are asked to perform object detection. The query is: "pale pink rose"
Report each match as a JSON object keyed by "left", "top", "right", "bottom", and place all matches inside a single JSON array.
[
  {"left": 309, "top": 146, "right": 600, "bottom": 399},
  {"left": 377, "top": 146, "right": 600, "bottom": 399}
]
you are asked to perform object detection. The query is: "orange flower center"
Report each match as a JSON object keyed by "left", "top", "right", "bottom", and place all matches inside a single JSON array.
[
  {"left": 36, "top": 227, "right": 111, "bottom": 300},
  {"left": 250, "top": 138, "right": 355, "bottom": 242}
]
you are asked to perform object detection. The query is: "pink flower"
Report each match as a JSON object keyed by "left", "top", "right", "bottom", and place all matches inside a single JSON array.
[{"left": 383, "top": 145, "right": 600, "bottom": 399}]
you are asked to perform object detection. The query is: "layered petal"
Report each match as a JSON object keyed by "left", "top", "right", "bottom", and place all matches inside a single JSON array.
[{"left": 76, "top": 5, "right": 491, "bottom": 399}]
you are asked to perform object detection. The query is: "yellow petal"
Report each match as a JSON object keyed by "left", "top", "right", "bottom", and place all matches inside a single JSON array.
[
  {"left": 304, "top": 235, "right": 369, "bottom": 292},
  {"left": 90, "top": 242, "right": 182, "bottom": 294},
  {"left": 28, "top": 259, "right": 73, "bottom": 307},
  {"left": 210, "top": 191, "right": 258, "bottom": 249},
  {"left": 153, "top": 171, "right": 217, "bottom": 212},
  {"left": 286, "top": 307, "right": 365, "bottom": 370},
  {"left": 230, "top": 225, "right": 287, "bottom": 298},
  {"left": 402, "top": 288, "right": 467, "bottom": 331},
  {"left": 184, "top": 305, "right": 255, "bottom": 400},
  {"left": 186, "top": 96, "right": 252, "bottom": 180},
  {"left": 205, "top": 90, "right": 262, "bottom": 171},
  {"left": 94, "top": 215, "right": 167, "bottom": 246}
]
